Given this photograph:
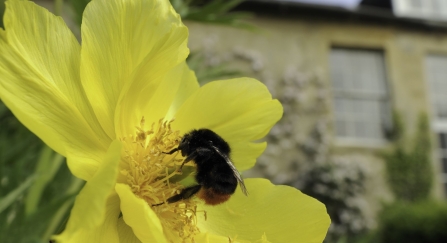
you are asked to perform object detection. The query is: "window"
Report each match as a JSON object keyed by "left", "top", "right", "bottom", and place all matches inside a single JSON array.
[
  {"left": 437, "top": 133, "right": 447, "bottom": 196},
  {"left": 393, "top": 0, "right": 447, "bottom": 21},
  {"left": 330, "top": 48, "right": 391, "bottom": 144},
  {"left": 426, "top": 56, "right": 447, "bottom": 121},
  {"left": 425, "top": 55, "right": 447, "bottom": 196}
]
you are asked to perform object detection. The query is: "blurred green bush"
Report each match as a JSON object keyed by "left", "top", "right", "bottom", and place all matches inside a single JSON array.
[
  {"left": 378, "top": 201, "right": 447, "bottom": 243},
  {"left": 382, "top": 112, "right": 433, "bottom": 202}
]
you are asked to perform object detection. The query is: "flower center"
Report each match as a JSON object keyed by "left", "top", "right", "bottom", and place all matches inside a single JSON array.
[{"left": 119, "top": 117, "right": 201, "bottom": 242}]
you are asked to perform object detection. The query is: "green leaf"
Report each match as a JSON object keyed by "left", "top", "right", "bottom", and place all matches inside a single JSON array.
[
  {"left": 169, "top": 0, "right": 256, "bottom": 30},
  {"left": 27, "top": 193, "right": 76, "bottom": 242},
  {"left": 188, "top": 0, "right": 244, "bottom": 15},
  {"left": 1, "top": 193, "right": 76, "bottom": 243},
  {"left": 43, "top": 177, "right": 84, "bottom": 238},
  {"left": 187, "top": 52, "right": 244, "bottom": 84},
  {"left": 67, "top": 0, "right": 91, "bottom": 26},
  {"left": 0, "top": 0, "right": 5, "bottom": 28},
  {"left": 0, "top": 175, "right": 35, "bottom": 214},
  {"left": 25, "top": 146, "right": 64, "bottom": 215}
]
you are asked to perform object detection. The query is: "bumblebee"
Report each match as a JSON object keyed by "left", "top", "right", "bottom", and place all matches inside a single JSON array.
[{"left": 156, "top": 129, "right": 248, "bottom": 205}]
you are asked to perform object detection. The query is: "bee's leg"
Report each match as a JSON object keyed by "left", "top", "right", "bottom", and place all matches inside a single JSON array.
[
  {"left": 178, "top": 152, "right": 197, "bottom": 171},
  {"left": 178, "top": 148, "right": 212, "bottom": 171},
  {"left": 152, "top": 185, "right": 201, "bottom": 206},
  {"left": 168, "top": 185, "right": 202, "bottom": 203},
  {"left": 152, "top": 202, "right": 165, "bottom": 206},
  {"left": 163, "top": 147, "right": 179, "bottom": 155}
]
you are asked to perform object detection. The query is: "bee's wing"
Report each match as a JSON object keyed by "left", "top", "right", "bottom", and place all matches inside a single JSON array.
[{"left": 211, "top": 145, "right": 249, "bottom": 196}]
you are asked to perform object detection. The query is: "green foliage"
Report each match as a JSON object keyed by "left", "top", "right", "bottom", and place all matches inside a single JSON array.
[
  {"left": 187, "top": 52, "right": 243, "bottom": 84},
  {"left": 0, "top": 103, "right": 42, "bottom": 198},
  {"left": 377, "top": 201, "right": 447, "bottom": 243},
  {"left": 384, "top": 110, "right": 404, "bottom": 142},
  {"left": 170, "top": 0, "right": 254, "bottom": 29},
  {"left": 0, "top": 176, "right": 35, "bottom": 214},
  {"left": 25, "top": 146, "right": 64, "bottom": 215},
  {"left": 67, "top": 0, "right": 91, "bottom": 25},
  {"left": 382, "top": 113, "right": 433, "bottom": 202},
  {"left": 0, "top": 102, "right": 82, "bottom": 242},
  {"left": 0, "top": 0, "right": 5, "bottom": 28}
]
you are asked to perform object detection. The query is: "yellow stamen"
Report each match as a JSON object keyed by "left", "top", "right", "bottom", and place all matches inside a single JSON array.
[{"left": 120, "top": 117, "right": 200, "bottom": 242}]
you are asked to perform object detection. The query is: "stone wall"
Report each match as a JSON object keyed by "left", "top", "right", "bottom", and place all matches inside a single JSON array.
[{"left": 186, "top": 15, "right": 447, "bottom": 229}]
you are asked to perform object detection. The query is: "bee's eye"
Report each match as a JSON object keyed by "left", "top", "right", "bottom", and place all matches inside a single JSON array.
[{"left": 180, "top": 136, "right": 188, "bottom": 145}]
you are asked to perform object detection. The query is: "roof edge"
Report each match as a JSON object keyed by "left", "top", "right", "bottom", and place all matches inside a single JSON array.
[{"left": 233, "top": 0, "right": 447, "bottom": 31}]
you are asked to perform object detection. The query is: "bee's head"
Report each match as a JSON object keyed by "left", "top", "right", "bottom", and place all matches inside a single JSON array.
[{"left": 178, "top": 133, "right": 192, "bottom": 156}]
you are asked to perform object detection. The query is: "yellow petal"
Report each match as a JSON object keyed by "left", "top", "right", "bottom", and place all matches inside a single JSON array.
[
  {"left": 55, "top": 140, "right": 122, "bottom": 242},
  {"left": 0, "top": 0, "right": 109, "bottom": 180},
  {"left": 196, "top": 233, "right": 252, "bottom": 243},
  {"left": 115, "top": 183, "right": 168, "bottom": 243},
  {"left": 231, "top": 141, "right": 267, "bottom": 172},
  {"left": 117, "top": 218, "right": 142, "bottom": 243},
  {"left": 172, "top": 78, "right": 283, "bottom": 171},
  {"left": 116, "top": 61, "right": 198, "bottom": 138},
  {"left": 197, "top": 179, "right": 330, "bottom": 243},
  {"left": 165, "top": 63, "right": 200, "bottom": 120},
  {"left": 53, "top": 195, "right": 121, "bottom": 243},
  {"left": 81, "top": 0, "right": 189, "bottom": 139}
]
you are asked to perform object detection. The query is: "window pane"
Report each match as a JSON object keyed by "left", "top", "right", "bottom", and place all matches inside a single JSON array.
[
  {"left": 439, "top": 133, "right": 447, "bottom": 149},
  {"left": 330, "top": 48, "right": 389, "bottom": 141},
  {"left": 436, "top": 133, "right": 447, "bottom": 197},
  {"left": 426, "top": 55, "right": 447, "bottom": 119},
  {"left": 410, "top": 0, "right": 423, "bottom": 9},
  {"left": 442, "top": 158, "right": 447, "bottom": 173},
  {"left": 393, "top": 0, "right": 447, "bottom": 20},
  {"left": 335, "top": 120, "right": 347, "bottom": 137},
  {"left": 330, "top": 49, "right": 387, "bottom": 96},
  {"left": 332, "top": 98, "right": 386, "bottom": 140}
]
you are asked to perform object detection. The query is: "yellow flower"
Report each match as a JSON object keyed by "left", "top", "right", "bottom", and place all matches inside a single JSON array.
[{"left": 0, "top": 0, "right": 330, "bottom": 242}]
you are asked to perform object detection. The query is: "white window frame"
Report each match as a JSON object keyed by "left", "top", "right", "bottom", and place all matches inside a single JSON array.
[
  {"left": 425, "top": 54, "right": 447, "bottom": 197},
  {"left": 392, "top": 0, "right": 447, "bottom": 21},
  {"left": 329, "top": 48, "right": 391, "bottom": 148}
]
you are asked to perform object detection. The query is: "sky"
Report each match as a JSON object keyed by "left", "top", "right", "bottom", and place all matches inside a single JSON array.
[{"left": 283, "top": 0, "right": 363, "bottom": 8}]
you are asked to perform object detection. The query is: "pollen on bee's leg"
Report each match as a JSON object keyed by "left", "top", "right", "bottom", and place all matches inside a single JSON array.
[{"left": 119, "top": 117, "right": 200, "bottom": 242}]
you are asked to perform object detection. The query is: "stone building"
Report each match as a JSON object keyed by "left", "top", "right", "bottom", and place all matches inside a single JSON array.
[{"left": 186, "top": 0, "right": 447, "bottom": 231}]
